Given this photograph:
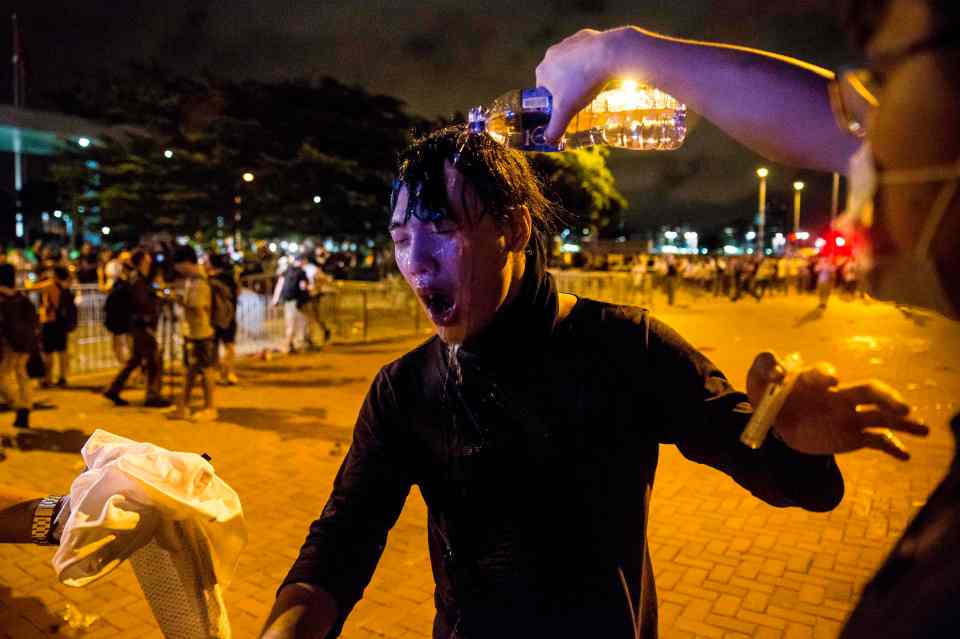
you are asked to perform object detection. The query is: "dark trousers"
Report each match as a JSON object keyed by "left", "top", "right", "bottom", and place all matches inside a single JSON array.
[{"left": 108, "top": 327, "right": 162, "bottom": 400}]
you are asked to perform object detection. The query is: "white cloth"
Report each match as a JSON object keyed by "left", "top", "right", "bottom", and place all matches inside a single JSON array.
[{"left": 53, "top": 430, "right": 246, "bottom": 638}]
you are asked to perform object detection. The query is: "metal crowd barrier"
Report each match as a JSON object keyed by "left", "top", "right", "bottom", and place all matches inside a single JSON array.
[
  {"left": 60, "top": 270, "right": 683, "bottom": 378},
  {"left": 62, "top": 277, "right": 430, "bottom": 377},
  {"left": 550, "top": 270, "right": 637, "bottom": 305}
]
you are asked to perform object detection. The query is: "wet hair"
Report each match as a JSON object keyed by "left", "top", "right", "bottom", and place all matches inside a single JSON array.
[
  {"left": 0, "top": 263, "right": 14, "bottom": 288},
  {"left": 843, "top": 0, "right": 960, "bottom": 50},
  {"left": 392, "top": 125, "right": 561, "bottom": 271},
  {"left": 173, "top": 244, "right": 198, "bottom": 265}
]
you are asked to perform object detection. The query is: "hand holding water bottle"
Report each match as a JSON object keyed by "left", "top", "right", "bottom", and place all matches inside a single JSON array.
[
  {"left": 536, "top": 28, "right": 628, "bottom": 144},
  {"left": 745, "top": 352, "right": 929, "bottom": 460}
]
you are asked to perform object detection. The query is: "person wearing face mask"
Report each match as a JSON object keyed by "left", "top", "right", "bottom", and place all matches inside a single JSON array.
[
  {"left": 535, "top": 1, "right": 959, "bottom": 635},
  {"left": 259, "top": 127, "right": 925, "bottom": 639}
]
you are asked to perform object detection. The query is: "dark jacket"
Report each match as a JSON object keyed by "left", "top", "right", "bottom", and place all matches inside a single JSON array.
[
  {"left": 129, "top": 275, "right": 160, "bottom": 330},
  {"left": 283, "top": 269, "right": 843, "bottom": 639}
]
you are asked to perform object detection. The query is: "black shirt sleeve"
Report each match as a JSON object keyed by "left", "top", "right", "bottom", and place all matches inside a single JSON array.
[
  {"left": 280, "top": 368, "right": 413, "bottom": 633},
  {"left": 643, "top": 314, "right": 843, "bottom": 512}
]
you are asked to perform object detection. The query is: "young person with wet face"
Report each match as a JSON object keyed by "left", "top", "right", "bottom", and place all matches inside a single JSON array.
[
  {"left": 261, "top": 127, "right": 922, "bottom": 639},
  {"left": 533, "top": 1, "right": 957, "bottom": 635}
]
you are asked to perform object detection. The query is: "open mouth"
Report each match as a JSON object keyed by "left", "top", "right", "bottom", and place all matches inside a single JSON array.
[{"left": 420, "top": 290, "right": 457, "bottom": 325}]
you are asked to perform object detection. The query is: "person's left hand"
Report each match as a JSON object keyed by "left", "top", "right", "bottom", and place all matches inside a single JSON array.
[{"left": 746, "top": 352, "right": 929, "bottom": 460}]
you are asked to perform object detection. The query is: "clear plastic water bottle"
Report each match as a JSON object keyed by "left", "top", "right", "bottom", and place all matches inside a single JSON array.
[{"left": 468, "top": 81, "right": 687, "bottom": 153}]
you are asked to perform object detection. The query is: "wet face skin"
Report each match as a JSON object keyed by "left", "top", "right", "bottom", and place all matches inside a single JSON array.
[
  {"left": 389, "top": 162, "right": 527, "bottom": 346},
  {"left": 865, "top": 0, "right": 960, "bottom": 306}
]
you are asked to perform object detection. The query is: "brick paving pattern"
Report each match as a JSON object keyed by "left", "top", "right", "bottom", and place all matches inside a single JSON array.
[{"left": 1, "top": 295, "right": 957, "bottom": 638}]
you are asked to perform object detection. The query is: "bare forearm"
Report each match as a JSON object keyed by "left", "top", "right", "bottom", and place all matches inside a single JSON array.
[
  {"left": 260, "top": 583, "right": 339, "bottom": 639},
  {"left": 0, "top": 487, "right": 44, "bottom": 543},
  {"left": 609, "top": 27, "right": 860, "bottom": 173}
]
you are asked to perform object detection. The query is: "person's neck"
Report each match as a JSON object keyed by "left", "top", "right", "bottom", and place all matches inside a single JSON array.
[
  {"left": 500, "top": 251, "right": 527, "bottom": 311},
  {"left": 458, "top": 250, "right": 558, "bottom": 359}
]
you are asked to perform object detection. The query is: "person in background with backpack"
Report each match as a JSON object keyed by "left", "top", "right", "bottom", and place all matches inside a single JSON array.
[
  {"left": 103, "top": 249, "right": 171, "bottom": 408},
  {"left": 272, "top": 254, "right": 309, "bottom": 354},
  {"left": 206, "top": 253, "right": 239, "bottom": 386},
  {"left": 0, "top": 263, "right": 37, "bottom": 428},
  {"left": 103, "top": 255, "right": 135, "bottom": 368},
  {"left": 31, "top": 266, "right": 77, "bottom": 388}
]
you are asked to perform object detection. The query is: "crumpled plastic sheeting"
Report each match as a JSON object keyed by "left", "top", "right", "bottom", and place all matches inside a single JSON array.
[{"left": 53, "top": 429, "right": 246, "bottom": 638}]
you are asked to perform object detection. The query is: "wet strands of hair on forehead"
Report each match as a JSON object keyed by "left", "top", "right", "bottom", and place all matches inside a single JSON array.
[
  {"left": 391, "top": 161, "right": 490, "bottom": 231},
  {"left": 391, "top": 179, "right": 459, "bottom": 227},
  {"left": 391, "top": 125, "right": 569, "bottom": 279}
]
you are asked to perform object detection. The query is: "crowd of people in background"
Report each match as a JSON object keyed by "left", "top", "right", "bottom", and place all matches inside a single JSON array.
[
  {"left": 618, "top": 252, "right": 866, "bottom": 309},
  {"left": 0, "top": 238, "right": 338, "bottom": 427},
  {"left": 0, "top": 235, "right": 873, "bottom": 429}
]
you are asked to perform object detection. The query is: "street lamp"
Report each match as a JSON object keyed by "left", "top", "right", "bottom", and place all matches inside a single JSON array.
[
  {"left": 164, "top": 149, "right": 174, "bottom": 159},
  {"left": 77, "top": 137, "right": 91, "bottom": 148},
  {"left": 792, "top": 181, "right": 805, "bottom": 234},
  {"left": 313, "top": 195, "right": 322, "bottom": 205},
  {"left": 242, "top": 172, "right": 255, "bottom": 183},
  {"left": 756, "top": 168, "right": 768, "bottom": 253}
]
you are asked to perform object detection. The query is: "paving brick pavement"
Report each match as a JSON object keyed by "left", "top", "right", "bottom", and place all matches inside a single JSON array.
[{"left": 1, "top": 295, "right": 958, "bottom": 638}]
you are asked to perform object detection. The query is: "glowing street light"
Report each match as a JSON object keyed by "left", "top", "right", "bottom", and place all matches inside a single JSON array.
[
  {"left": 101, "top": 226, "right": 111, "bottom": 236},
  {"left": 164, "top": 149, "right": 174, "bottom": 159},
  {"left": 793, "top": 181, "right": 805, "bottom": 234},
  {"left": 77, "top": 137, "right": 91, "bottom": 148},
  {"left": 313, "top": 195, "right": 322, "bottom": 204},
  {"left": 242, "top": 172, "right": 255, "bottom": 183},
  {"left": 756, "top": 168, "right": 769, "bottom": 252}
]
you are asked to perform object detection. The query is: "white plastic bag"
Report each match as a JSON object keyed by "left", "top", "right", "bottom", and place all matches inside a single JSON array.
[{"left": 53, "top": 429, "right": 246, "bottom": 638}]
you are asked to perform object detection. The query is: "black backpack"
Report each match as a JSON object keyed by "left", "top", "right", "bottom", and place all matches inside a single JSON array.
[
  {"left": 281, "top": 267, "right": 308, "bottom": 304},
  {"left": 1, "top": 293, "right": 39, "bottom": 354},
  {"left": 104, "top": 280, "right": 132, "bottom": 335},
  {"left": 209, "top": 277, "right": 236, "bottom": 331},
  {"left": 57, "top": 287, "right": 79, "bottom": 332}
]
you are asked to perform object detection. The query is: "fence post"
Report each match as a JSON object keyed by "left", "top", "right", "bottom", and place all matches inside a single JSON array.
[{"left": 362, "top": 291, "right": 369, "bottom": 341}]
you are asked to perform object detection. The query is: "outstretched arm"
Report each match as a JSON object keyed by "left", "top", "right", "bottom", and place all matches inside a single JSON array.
[
  {"left": 536, "top": 27, "right": 868, "bottom": 173},
  {"left": 0, "top": 486, "right": 46, "bottom": 543}
]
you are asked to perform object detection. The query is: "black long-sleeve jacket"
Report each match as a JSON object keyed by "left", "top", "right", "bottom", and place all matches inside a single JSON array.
[
  {"left": 129, "top": 275, "right": 160, "bottom": 330},
  {"left": 282, "top": 271, "right": 844, "bottom": 639}
]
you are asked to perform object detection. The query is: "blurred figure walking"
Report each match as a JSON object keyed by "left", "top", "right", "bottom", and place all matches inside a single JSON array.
[
  {"left": 103, "top": 250, "right": 170, "bottom": 408},
  {"left": 0, "top": 264, "right": 37, "bottom": 428}
]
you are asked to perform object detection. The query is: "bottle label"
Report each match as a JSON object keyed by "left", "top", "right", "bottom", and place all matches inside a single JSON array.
[
  {"left": 517, "top": 88, "right": 556, "bottom": 151},
  {"left": 521, "top": 95, "right": 550, "bottom": 111}
]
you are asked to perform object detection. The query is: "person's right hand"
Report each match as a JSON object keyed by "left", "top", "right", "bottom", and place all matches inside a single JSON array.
[{"left": 536, "top": 27, "right": 632, "bottom": 144}]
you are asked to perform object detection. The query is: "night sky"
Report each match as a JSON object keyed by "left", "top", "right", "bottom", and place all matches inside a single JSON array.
[{"left": 4, "top": 0, "right": 859, "bottom": 235}]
